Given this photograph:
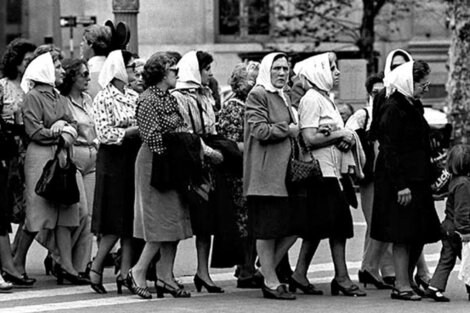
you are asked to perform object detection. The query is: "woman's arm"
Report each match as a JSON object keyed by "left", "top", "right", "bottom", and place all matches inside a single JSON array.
[
  {"left": 22, "top": 92, "right": 60, "bottom": 144},
  {"left": 454, "top": 182, "right": 470, "bottom": 236},
  {"left": 93, "top": 92, "right": 128, "bottom": 145},
  {"left": 245, "top": 89, "right": 291, "bottom": 142},
  {"left": 302, "top": 127, "right": 349, "bottom": 150}
]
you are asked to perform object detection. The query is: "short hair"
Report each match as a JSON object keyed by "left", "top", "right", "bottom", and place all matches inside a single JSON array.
[
  {"left": 167, "top": 51, "right": 182, "bottom": 64},
  {"left": 391, "top": 50, "right": 411, "bottom": 64},
  {"left": 1, "top": 38, "right": 37, "bottom": 80},
  {"left": 338, "top": 102, "right": 355, "bottom": 114},
  {"left": 196, "top": 51, "right": 213, "bottom": 71},
  {"left": 30, "top": 45, "right": 63, "bottom": 66},
  {"left": 83, "top": 25, "right": 112, "bottom": 56},
  {"left": 365, "top": 73, "right": 384, "bottom": 94},
  {"left": 57, "top": 58, "right": 88, "bottom": 96},
  {"left": 228, "top": 62, "right": 259, "bottom": 100},
  {"left": 413, "top": 60, "right": 431, "bottom": 83},
  {"left": 447, "top": 144, "right": 470, "bottom": 176},
  {"left": 142, "top": 52, "right": 176, "bottom": 87}
]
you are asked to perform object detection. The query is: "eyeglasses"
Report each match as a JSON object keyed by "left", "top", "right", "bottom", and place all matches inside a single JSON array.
[
  {"left": 126, "top": 63, "right": 136, "bottom": 71},
  {"left": 77, "top": 71, "right": 90, "bottom": 78},
  {"left": 168, "top": 66, "right": 179, "bottom": 75},
  {"left": 418, "top": 81, "right": 430, "bottom": 89}
]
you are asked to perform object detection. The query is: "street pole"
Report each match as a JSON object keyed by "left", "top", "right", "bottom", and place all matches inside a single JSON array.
[
  {"left": 112, "top": 0, "right": 139, "bottom": 54},
  {"left": 69, "top": 25, "right": 74, "bottom": 58}
]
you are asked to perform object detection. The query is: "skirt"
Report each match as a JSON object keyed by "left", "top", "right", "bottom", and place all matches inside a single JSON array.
[
  {"left": 247, "top": 196, "right": 295, "bottom": 240},
  {"left": 296, "top": 177, "right": 353, "bottom": 240},
  {"left": 133, "top": 144, "right": 192, "bottom": 242},
  {"left": 24, "top": 142, "right": 79, "bottom": 232},
  {"left": 92, "top": 138, "right": 141, "bottom": 237},
  {"left": 371, "top": 175, "right": 440, "bottom": 244}
]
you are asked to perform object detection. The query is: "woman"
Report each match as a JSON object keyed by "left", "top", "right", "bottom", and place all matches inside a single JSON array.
[
  {"left": 56, "top": 59, "right": 96, "bottom": 275},
  {"left": 128, "top": 52, "right": 192, "bottom": 300},
  {"left": 129, "top": 58, "right": 146, "bottom": 94},
  {"left": 14, "top": 49, "right": 87, "bottom": 285},
  {"left": 371, "top": 60, "right": 441, "bottom": 301},
  {"left": 80, "top": 25, "right": 112, "bottom": 99},
  {"left": 244, "top": 52, "right": 298, "bottom": 300},
  {"left": 292, "top": 52, "right": 366, "bottom": 297},
  {"left": 217, "top": 61, "right": 261, "bottom": 288},
  {"left": 172, "top": 51, "right": 224, "bottom": 293},
  {"left": 0, "top": 38, "right": 36, "bottom": 286},
  {"left": 89, "top": 50, "right": 140, "bottom": 294}
]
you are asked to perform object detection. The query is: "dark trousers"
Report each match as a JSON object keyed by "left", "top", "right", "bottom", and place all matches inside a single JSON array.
[{"left": 430, "top": 235, "right": 462, "bottom": 291}]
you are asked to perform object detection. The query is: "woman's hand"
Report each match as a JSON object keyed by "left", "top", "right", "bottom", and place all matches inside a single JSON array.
[
  {"left": 124, "top": 126, "right": 139, "bottom": 138},
  {"left": 397, "top": 188, "right": 412, "bottom": 206},
  {"left": 50, "top": 120, "right": 67, "bottom": 136},
  {"left": 288, "top": 123, "right": 300, "bottom": 138},
  {"left": 209, "top": 149, "right": 224, "bottom": 165}
]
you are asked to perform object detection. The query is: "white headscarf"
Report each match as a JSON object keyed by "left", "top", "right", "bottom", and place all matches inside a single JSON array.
[
  {"left": 256, "top": 52, "right": 288, "bottom": 93},
  {"left": 384, "top": 49, "right": 413, "bottom": 77},
  {"left": 293, "top": 53, "right": 333, "bottom": 92},
  {"left": 175, "top": 51, "right": 201, "bottom": 90},
  {"left": 20, "top": 52, "right": 55, "bottom": 93},
  {"left": 385, "top": 61, "right": 414, "bottom": 99},
  {"left": 98, "top": 50, "right": 128, "bottom": 88}
]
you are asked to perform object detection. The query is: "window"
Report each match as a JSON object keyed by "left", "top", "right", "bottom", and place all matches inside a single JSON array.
[{"left": 216, "top": 0, "right": 272, "bottom": 42}]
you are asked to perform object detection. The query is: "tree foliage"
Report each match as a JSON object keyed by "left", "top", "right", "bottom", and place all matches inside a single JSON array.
[
  {"left": 446, "top": 0, "right": 470, "bottom": 144},
  {"left": 274, "top": 0, "right": 415, "bottom": 73}
]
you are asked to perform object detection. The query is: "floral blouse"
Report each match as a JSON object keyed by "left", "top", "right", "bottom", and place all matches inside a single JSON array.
[
  {"left": 217, "top": 98, "right": 245, "bottom": 143},
  {"left": 0, "top": 78, "right": 25, "bottom": 124},
  {"left": 93, "top": 84, "right": 139, "bottom": 145},
  {"left": 136, "top": 86, "right": 186, "bottom": 154}
]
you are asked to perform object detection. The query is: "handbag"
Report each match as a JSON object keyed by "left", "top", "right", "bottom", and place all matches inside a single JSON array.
[
  {"left": 286, "top": 137, "right": 323, "bottom": 188},
  {"left": 186, "top": 169, "right": 212, "bottom": 210},
  {"left": 35, "top": 143, "right": 79, "bottom": 205}
]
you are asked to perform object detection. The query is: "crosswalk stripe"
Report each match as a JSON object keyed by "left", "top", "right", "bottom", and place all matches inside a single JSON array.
[{"left": 0, "top": 252, "right": 448, "bottom": 312}]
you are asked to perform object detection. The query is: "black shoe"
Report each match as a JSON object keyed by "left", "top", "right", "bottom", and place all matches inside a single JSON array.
[
  {"left": 414, "top": 274, "right": 430, "bottom": 290},
  {"left": 56, "top": 267, "right": 89, "bottom": 285},
  {"left": 193, "top": 274, "right": 224, "bottom": 293},
  {"left": 391, "top": 288, "right": 421, "bottom": 301},
  {"left": 2, "top": 270, "right": 35, "bottom": 286},
  {"left": 262, "top": 284, "right": 296, "bottom": 300},
  {"left": 155, "top": 279, "right": 191, "bottom": 298},
  {"left": 425, "top": 287, "right": 450, "bottom": 302},
  {"left": 126, "top": 269, "right": 152, "bottom": 299},
  {"left": 237, "top": 277, "right": 263, "bottom": 289},
  {"left": 358, "top": 270, "right": 392, "bottom": 289},
  {"left": 116, "top": 274, "right": 132, "bottom": 294},
  {"left": 288, "top": 277, "right": 323, "bottom": 295},
  {"left": 89, "top": 267, "right": 107, "bottom": 294},
  {"left": 331, "top": 279, "right": 366, "bottom": 297},
  {"left": 382, "top": 276, "right": 396, "bottom": 286}
]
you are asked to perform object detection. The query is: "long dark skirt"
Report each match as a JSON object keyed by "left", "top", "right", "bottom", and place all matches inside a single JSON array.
[
  {"left": 371, "top": 174, "right": 440, "bottom": 245},
  {"left": 295, "top": 177, "right": 353, "bottom": 240},
  {"left": 92, "top": 138, "right": 141, "bottom": 237}
]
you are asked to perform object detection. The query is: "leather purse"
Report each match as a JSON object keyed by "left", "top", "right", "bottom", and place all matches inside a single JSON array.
[
  {"left": 35, "top": 144, "right": 79, "bottom": 205},
  {"left": 286, "top": 137, "right": 323, "bottom": 187}
]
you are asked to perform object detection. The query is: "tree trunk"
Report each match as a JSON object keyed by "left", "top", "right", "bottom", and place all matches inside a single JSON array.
[
  {"left": 447, "top": 0, "right": 470, "bottom": 144},
  {"left": 359, "top": 0, "right": 376, "bottom": 74}
]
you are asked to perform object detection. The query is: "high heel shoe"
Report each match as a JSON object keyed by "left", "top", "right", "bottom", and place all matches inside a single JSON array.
[
  {"left": 1, "top": 270, "right": 35, "bottom": 286},
  {"left": 331, "top": 279, "right": 367, "bottom": 297},
  {"left": 262, "top": 284, "right": 296, "bottom": 300},
  {"left": 89, "top": 268, "right": 107, "bottom": 294},
  {"left": 288, "top": 277, "right": 323, "bottom": 295},
  {"left": 56, "top": 267, "right": 89, "bottom": 285},
  {"left": 358, "top": 270, "right": 392, "bottom": 289},
  {"left": 44, "top": 255, "right": 53, "bottom": 275},
  {"left": 155, "top": 279, "right": 191, "bottom": 298},
  {"left": 193, "top": 274, "right": 224, "bottom": 293},
  {"left": 414, "top": 274, "right": 430, "bottom": 290},
  {"left": 116, "top": 274, "right": 132, "bottom": 294},
  {"left": 126, "top": 269, "right": 152, "bottom": 299}
]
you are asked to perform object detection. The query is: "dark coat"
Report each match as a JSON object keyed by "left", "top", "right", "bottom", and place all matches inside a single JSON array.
[{"left": 371, "top": 91, "right": 440, "bottom": 244}]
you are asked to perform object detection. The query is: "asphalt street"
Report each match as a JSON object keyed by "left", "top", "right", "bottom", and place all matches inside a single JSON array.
[{"left": 2, "top": 198, "right": 470, "bottom": 313}]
